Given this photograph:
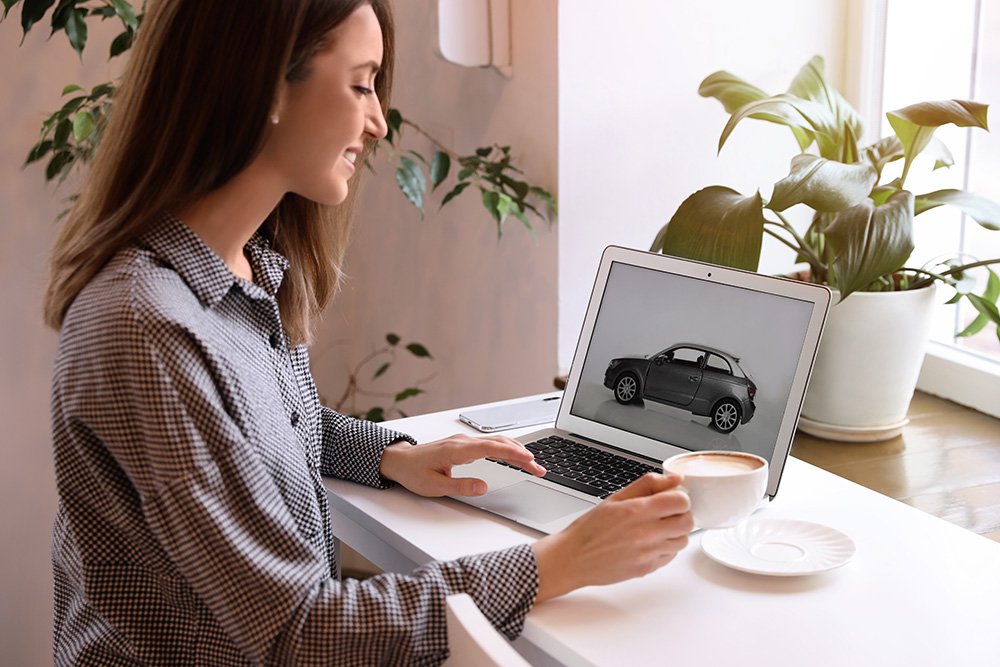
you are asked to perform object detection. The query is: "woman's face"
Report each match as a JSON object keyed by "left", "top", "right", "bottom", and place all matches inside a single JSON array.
[{"left": 263, "top": 3, "right": 388, "bottom": 206}]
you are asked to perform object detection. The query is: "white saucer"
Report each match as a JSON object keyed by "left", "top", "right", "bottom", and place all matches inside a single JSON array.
[{"left": 701, "top": 518, "right": 856, "bottom": 576}]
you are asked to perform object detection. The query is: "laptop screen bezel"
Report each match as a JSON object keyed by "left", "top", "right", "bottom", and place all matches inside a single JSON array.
[{"left": 555, "top": 246, "right": 831, "bottom": 500}]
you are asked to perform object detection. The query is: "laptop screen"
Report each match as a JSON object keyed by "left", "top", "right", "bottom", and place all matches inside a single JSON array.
[{"left": 567, "top": 257, "right": 822, "bottom": 472}]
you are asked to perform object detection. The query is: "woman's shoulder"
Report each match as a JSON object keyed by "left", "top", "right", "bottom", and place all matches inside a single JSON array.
[{"left": 64, "top": 242, "right": 202, "bottom": 343}]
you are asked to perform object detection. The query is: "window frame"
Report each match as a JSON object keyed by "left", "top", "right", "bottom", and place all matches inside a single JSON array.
[{"left": 850, "top": 0, "right": 1000, "bottom": 418}]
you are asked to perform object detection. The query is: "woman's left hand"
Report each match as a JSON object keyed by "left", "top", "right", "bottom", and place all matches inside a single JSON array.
[{"left": 378, "top": 433, "right": 546, "bottom": 497}]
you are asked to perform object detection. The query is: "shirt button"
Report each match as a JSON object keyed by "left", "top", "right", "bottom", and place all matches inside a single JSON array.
[
  {"left": 269, "top": 333, "right": 281, "bottom": 349},
  {"left": 290, "top": 412, "right": 300, "bottom": 428}
]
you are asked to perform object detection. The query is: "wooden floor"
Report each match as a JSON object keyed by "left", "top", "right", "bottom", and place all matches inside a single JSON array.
[{"left": 791, "top": 391, "right": 1000, "bottom": 543}]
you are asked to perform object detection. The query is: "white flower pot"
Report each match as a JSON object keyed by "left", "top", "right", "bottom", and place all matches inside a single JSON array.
[{"left": 798, "top": 284, "right": 937, "bottom": 442}]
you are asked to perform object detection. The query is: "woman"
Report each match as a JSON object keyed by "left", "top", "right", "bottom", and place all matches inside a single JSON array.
[{"left": 45, "top": 1, "right": 694, "bottom": 664}]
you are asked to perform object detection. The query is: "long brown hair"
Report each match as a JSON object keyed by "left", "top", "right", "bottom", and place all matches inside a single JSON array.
[{"left": 43, "top": 0, "right": 395, "bottom": 346}]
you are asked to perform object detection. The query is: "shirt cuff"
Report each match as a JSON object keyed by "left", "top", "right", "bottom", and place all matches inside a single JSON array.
[
  {"left": 446, "top": 543, "right": 540, "bottom": 640},
  {"left": 319, "top": 408, "right": 416, "bottom": 487}
]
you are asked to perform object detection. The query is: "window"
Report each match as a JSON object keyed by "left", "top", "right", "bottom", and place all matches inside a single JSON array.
[{"left": 860, "top": 0, "right": 1000, "bottom": 417}]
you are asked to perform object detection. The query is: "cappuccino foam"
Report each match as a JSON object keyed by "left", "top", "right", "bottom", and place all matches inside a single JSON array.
[{"left": 667, "top": 453, "right": 762, "bottom": 476}]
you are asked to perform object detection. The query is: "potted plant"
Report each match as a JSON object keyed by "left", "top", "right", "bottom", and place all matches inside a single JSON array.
[{"left": 652, "top": 55, "right": 1000, "bottom": 441}]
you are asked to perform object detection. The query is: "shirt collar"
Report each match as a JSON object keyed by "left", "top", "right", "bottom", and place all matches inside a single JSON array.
[{"left": 139, "top": 213, "right": 289, "bottom": 308}]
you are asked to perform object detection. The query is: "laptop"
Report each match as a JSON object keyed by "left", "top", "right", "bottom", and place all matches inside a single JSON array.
[{"left": 449, "top": 246, "right": 831, "bottom": 534}]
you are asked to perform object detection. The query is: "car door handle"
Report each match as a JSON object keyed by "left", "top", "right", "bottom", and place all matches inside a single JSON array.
[{"left": 688, "top": 376, "right": 699, "bottom": 381}]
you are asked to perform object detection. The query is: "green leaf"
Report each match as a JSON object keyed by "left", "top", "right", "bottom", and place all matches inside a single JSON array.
[
  {"left": 785, "top": 55, "right": 865, "bottom": 152},
  {"left": 64, "top": 6, "right": 86, "bottom": 57},
  {"left": 862, "top": 135, "right": 904, "bottom": 178},
  {"left": 481, "top": 189, "right": 500, "bottom": 223},
  {"left": 109, "top": 0, "right": 137, "bottom": 31},
  {"left": 530, "top": 186, "right": 558, "bottom": 215},
  {"left": 440, "top": 181, "right": 471, "bottom": 208},
  {"left": 457, "top": 166, "right": 475, "bottom": 181},
  {"left": 25, "top": 139, "right": 53, "bottom": 165},
  {"left": 825, "top": 190, "right": 915, "bottom": 298},
  {"left": 72, "top": 110, "right": 95, "bottom": 142},
  {"left": 923, "top": 136, "right": 955, "bottom": 170},
  {"left": 768, "top": 154, "right": 877, "bottom": 213},
  {"left": 717, "top": 94, "right": 836, "bottom": 156},
  {"left": 966, "top": 293, "right": 1000, "bottom": 328},
  {"left": 364, "top": 407, "right": 385, "bottom": 423},
  {"left": 21, "top": 0, "right": 56, "bottom": 35},
  {"left": 405, "top": 342, "right": 432, "bottom": 359},
  {"left": 385, "top": 108, "right": 402, "bottom": 145},
  {"left": 110, "top": 29, "right": 132, "bottom": 57},
  {"left": 58, "top": 94, "right": 86, "bottom": 115},
  {"left": 3, "top": 0, "right": 19, "bottom": 20},
  {"left": 655, "top": 186, "right": 766, "bottom": 271},
  {"left": 511, "top": 205, "right": 535, "bottom": 237},
  {"left": 385, "top": 333, "right": 400, "bottom": 346},
  {"left": 429, "top": 151, "right": 450, "bottom": 190},
  {"left": 495, "top": 192, "right": 516, "bottom": 226},
  {"left": 913, "top": 189, "right": 1000, "bottom": 231},
  {"left": 45, "top": 149, "right": 73, "bottom": 181},
  {"left": 395, "top": 388, "right": 424, "bottom": 403},
  {"left": 887, "top": 100, "right": 989, "bottom": 184},
  {"left": 60, "top": 83, "right": 83, "bottom": 96},
  {"left": 698, "top": 70, "right": 771, "bottom": 114},
  {"left": 90, "top": 82, "right": 114, "bottom": 98},
  {"left": 957, "top": 269, "right": 1000, "bottom": 337},
  {"left": 49, "top": 0, "right": 73, "bottom": 33},
  {"left": 373, "top": 362, "right": 391, "bottom": 379},
  {"left": 395, "top": 158, "right": 425, "bottom": 217},
  {"left": 475, "top": 146, "right": 492, "bottom": 157},
  {"left": 500, "top": 175, "right": 529, "bottom": 201},
  {"left": 406, "top": 150, "right": 429, "bottom": 167},
  {"left": 53, "top": 117, "right": 72, "bottom": 149}
]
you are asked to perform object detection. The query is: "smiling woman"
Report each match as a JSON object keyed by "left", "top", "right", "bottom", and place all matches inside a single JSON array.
[{"left": 18, "top": 1, "right": 693, "bottom": 665}]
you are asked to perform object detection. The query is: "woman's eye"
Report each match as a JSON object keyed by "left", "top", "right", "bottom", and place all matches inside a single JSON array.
[{"left": 353, "top": 86, "right": 374, "bottom": 95}]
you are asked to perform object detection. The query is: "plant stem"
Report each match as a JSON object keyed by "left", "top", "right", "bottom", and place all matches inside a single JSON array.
[
  {"left": 906, "top": 258, "right": 1000, "bottom": 289},
  {"left": 400, "top": 118, "right": 461, "bottom": 162},
  {"left": 768, "top": 211, "right": 826, "bottom": 271}
]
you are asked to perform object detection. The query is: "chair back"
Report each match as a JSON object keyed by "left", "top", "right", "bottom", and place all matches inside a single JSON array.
[{"left": 443, "top": 593, "right": 532, "bottom": 666}]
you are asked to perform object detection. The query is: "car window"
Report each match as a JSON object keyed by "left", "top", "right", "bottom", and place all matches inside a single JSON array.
[
  {"left": 670, "top": 348, "right": 702, "bottom": 367},
  {"left": 705, "top": 353, "right": 732, "bottom": 375}
]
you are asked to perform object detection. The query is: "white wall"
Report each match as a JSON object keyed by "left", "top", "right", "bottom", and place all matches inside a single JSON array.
[{"left": 557, "top": 0, "right": 852, "bottom": 370}]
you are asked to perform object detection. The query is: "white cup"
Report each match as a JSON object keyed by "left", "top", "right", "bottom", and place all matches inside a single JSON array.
[{"left": 663, "top": 451, "right": 768, "bottom": 529}]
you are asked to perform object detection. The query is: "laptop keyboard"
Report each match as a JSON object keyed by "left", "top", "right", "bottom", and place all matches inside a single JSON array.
[{"left": 491, "top": 435, "right": 660, "bottom": 499}]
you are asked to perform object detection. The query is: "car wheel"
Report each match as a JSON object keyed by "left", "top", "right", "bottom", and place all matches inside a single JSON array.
[
  {"left": 614, "top": 373, "right": 639, "bottom": 405},
  {"left": 711, "top": 399, "right": 741, "bottom": 433}
]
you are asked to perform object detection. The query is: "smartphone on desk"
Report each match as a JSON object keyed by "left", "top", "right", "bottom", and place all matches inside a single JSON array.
[{"left": 459, "top": 395, "right": 562, "bottom": 433}]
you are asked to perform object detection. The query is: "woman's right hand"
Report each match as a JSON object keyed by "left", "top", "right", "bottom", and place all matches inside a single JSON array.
[{"left": 530, "top": 473, "right": 694, "bottom": 602}]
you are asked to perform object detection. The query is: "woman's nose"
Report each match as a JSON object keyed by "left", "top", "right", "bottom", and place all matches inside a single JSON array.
[{"left": 367, "top": 99, "right": 388, "bottom": 140}]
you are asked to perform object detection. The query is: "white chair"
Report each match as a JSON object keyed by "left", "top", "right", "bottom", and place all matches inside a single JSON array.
[{"left": 442, "top": 593, "right": 533, "bottom": 666}]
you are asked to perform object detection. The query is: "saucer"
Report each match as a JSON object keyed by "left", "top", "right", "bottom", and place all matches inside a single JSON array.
[{"left": 700, "top": 518, "right": 856, "bottom": 576}]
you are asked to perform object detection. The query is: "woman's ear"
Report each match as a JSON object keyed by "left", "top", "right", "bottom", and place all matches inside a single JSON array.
[{"left": 271, "top": 80, "right": 288, "bottom": 125}]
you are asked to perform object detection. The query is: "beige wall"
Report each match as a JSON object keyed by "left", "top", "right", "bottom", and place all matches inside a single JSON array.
[
  {"left": 311, "top": 0, "right": 560, "bottom": 418},
  {"left": 0, "top": 16, "right": 124, "bottom": 664},
  {"left": 0, "top": 2, "right": 557, "bottom": 663}
]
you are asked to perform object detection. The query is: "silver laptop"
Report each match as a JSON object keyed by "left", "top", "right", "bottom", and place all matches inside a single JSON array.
[{"left": 450, "top": 246, "right": 831, "bottom": 533}]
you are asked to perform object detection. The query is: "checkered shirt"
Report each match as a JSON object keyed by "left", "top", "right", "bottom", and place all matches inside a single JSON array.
[{"left": 50, "top": 214, "right": 539, "bottom": 666}]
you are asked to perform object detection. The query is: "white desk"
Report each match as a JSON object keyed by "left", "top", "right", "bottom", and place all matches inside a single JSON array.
[{"left": 323, "top": 394, "right": 1000, "bottom": 666}]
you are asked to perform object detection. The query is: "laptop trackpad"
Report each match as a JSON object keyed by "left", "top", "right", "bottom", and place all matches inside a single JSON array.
[{"left": 475, "top": 481, "right": 596, "bottom": 524}]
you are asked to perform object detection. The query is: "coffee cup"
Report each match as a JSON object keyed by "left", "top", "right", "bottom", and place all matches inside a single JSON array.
[{"left": 663, "top": 451, "right": 768, "bottom": 529}]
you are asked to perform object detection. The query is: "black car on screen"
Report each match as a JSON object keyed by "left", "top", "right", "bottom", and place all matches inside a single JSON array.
[{"left": 603, "top": 343, "right": 757, "bottom": 433}]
